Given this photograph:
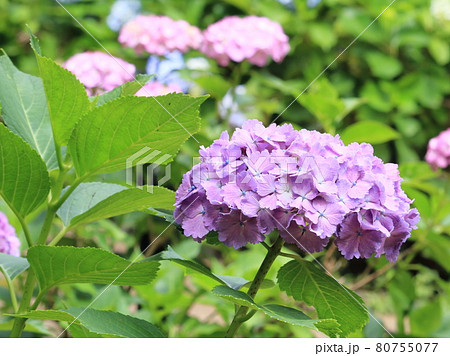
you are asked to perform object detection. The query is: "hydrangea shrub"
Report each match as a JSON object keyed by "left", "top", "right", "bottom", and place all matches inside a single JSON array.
[
  {"left": 174, "top": 120, "right": 419, "bottom": 262},
  {"left": 64, "top": 51, "right": 136, "bottom": 95},
  {"left": 119, "top": 15, "right": 202, "bottom": 55},
  {"left": 200, "top": 16, "right": 290, "bottom": 66},
  {"left": 0, "top": 22, "right": 423, "bottom": 339}
]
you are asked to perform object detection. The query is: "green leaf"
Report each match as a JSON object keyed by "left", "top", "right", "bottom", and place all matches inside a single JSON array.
[
  {"left": 361, "top": 81, "right": 392, "bottom": 113},
  {"left": 260, "top": 304, "right": 341, "bottom": 337},
  {"left": 70, "top": 186, "right": 174, "bottom": 228},
  {"left": 212, "top": 285, "right": 341, "bottom": 337},
  {"left": 0, "top": 51, "right": 57, "bottom": 169},
  {"left": 365, "top": 52, "right": 402, "bottom": 79},
  {"left": 387, "top": 270, "right": 415, "bottom": 314},
  {"left": 212, "top": 285, "right": 258, "bottom": 309},
  {"left": 57, "top": 182, "right": 126, "bottom": 226},
  {"left": 0, "top": 124, "right": 50, "bottom": 217},
  {"left": 11, "top": 308, "right": 165, "bottom": 338},
  {"left": 393, "top": 116, "right": 421, "bottom": 138},
  {"left": 33, "top": 54, "right": 90, "bottom": 146},
  {"left": 277, "top": 259, "right": 369, "bottom": 337},
  {"left": 69, "top": 94, "right": 207, "bottom": 178},
  {"left": 95, "top": 74, "right": 154, "bottom": 106},
  {"left": 0, "top": 319, "right": 50, "bottom": 335},
  {"left": 399, "top": 162, "right": 438, "bottom": 182},
  {"left": 27, "top": 246, "right": 160, "bottom": 292},
  {"left": 402, "top": 187, "right": 431, "bottom": 218},
  {"left": 68, "top": 324, "right": 104, "bottom": 338},
  {"left": 308, "top": 23, "right": 337, "bottom": 51},
  {"left": 336, "top": 98, "right": 367, "bottom": 122},
  {"left": 146, "top": 207, "right": 175, "bottom": 223},
  {"left": 26, "top": 26, "right": 41, "bottom": 56},
  {"left": 57, "top": 182, "right": 175, "bottom": 227},
  {"left": 193, "top": 75, "right": 230, "bottom": 99},
  {"left": 215, "top": 275, "right": 250, "bottom": 290},
  {"left": 0, "top": 252, "right": 29, "bottom": 280},
  {"left": 340, "top": 120, "right": 400, "bottom": 145},
  {"left": 153, "top": 246, "right": 250, "bottom": 290},
  {"left": 422, "top": 233, "right": 450, "bottom": 272},
  {"left": 299, "top": 79, "right": 345, "bottom": 132},
  {"left": 205, "top": 231, "right": 221, "bottom": 245},
  {"left": 242, "top": 279, "right": 275, "bottom": 290},
  {"left": 429, "top": 38, "right": 450, "bottom": 66},
  {"left": 410, "top": 300, "right": 442, "bottom": 337}
]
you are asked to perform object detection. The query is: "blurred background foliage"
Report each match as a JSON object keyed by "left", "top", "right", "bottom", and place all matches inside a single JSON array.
[{"left": 0, "top": 0, "right": 449, "bottom": 338}]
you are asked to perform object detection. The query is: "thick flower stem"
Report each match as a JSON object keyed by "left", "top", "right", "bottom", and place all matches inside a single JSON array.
[
  {"left": 37, "top": 177, "right": 82, "bottom": 245},
  {"left": 0, "top": 266, "right": 18, "bottom": 313},
  {"left": 9, "top": 270, "right": 36, "bottom": 338},
  {"left": 225, "top": 236, "right": 285, "bottom": 337}
]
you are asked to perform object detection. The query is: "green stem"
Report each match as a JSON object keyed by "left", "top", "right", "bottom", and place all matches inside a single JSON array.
[
  {"left": 0, "top": 266, "right": 18, "bottom": 313},
  {"left": 16, "top": 213, "right": 33, "bottom": 248},
  {"left": 37, "top": 177, "right": 82, "bottom": 245},
  {"left": 9, "top": 270, "right": 36, "bottom": 337},
  {"left": 55, "top": 146, "right": 64, "bottom": 172},
  {"left": 51, "top": 163, "right": 67, "bottom": 203},
  {"left": 48, "top": 227, "right": 68, "bottom": 246},
  {"left": 225, "top": 236, "right": 285, "bottom": 337},
  {"left": 30, "top": 291, "right": 45, "bottom": 311},
  {"left": 9, "top": 163, "right": 82, "bottom": 336},
  {"left": 397, "top": 311, "right": 405, "bottom": 335},
  {"left": 37, "top": 206, "right": 57, "bottom": 245},
  {"left": 53, "top": 177, "right": 83, "bottom": 211},
  {"left": 279, "top": 251, "right": 301, "bottom": 259}
]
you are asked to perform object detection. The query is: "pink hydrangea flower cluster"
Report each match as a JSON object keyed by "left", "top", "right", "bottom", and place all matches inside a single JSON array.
[
  {"left": 174, "top": 120, "right": 419, "bottom": 262},
  {"left": 425, "top": 128, "right": 450, "bottom": 169},
  {"left": 119, "top": 15, "right": 202, "bottom": 56},
  {"left": 0, "top": 212, "right": 20, "bottom": 257},
  {"left": 200, "top": 16, "right": 290, "bottom": 66},
  {"left": 135, "top": 81, "right": 182, "bottom": 97},
  {"left": 64, "top": 51, "right": 136, "bottom": 96}
]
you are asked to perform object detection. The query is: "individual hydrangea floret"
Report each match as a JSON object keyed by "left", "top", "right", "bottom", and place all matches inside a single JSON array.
[
  {"left": 425, "top": 128, "right": 450, "bottom": 169},
  {"left": 119, "top": 15, "right": 202, "bottom": 56},
  {"left": 64, "top": 51, "right": 136, "bottom": 96},
  {"left": 135, "top": 81, "right": 182, "bottom": 96},
  {"left": 0, "top": 212, "right": 20, "bottom": 257},
  {"left": 200, "top": 16, "right": 290, "bottom": 67},
  {"left": 174, "top": 120, "right": 419, "bottom": 262}
]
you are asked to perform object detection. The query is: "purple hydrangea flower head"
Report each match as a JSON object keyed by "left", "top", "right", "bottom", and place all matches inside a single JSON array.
[
  {"left": 119, "top": 15, "right": 202, "bottom": 56},
  {"left": 0, "top": 212, "right": 20, "bottom": 257},
  {"left": 64, "top": 51, "right": 136, "bottom": 96},
  {"left": 425, "top": 128, "right": 450, "bottom": 169},
  {"left": 200, "top": 16, "right": 290, "bottom": 67},
  {"left": 174, "top": 120, "right": 419, "bottom": 261}
]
